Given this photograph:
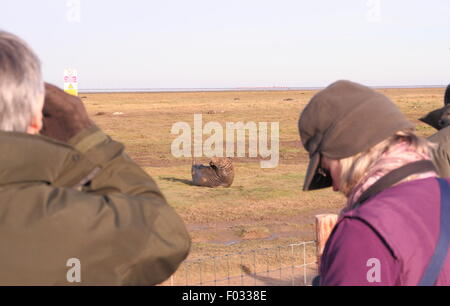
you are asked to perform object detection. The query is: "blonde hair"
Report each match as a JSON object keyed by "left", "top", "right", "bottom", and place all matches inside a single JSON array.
[{"left": 338, "top": 130, "right": 435, "bottom": 197}]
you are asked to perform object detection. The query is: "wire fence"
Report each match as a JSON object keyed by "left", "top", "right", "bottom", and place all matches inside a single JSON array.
[{"left": 161, "top": 241, "right": 318, "bottom": 286}]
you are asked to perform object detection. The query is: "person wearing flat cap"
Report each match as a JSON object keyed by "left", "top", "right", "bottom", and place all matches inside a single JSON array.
[{"left": 299, "top": 80, "right": 450, "bottom": 286}]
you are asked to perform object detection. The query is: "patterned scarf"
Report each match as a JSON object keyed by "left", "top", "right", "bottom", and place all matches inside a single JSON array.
[{"left": 345, "top": 140, "right": 437, "bottom": 212}]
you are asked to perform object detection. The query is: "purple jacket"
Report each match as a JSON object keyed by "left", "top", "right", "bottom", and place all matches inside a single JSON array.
[{"left": 320, "top": 177, "right": 450, "bottom": 286}]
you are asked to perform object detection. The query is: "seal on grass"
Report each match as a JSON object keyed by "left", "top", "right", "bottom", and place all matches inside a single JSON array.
[{"left": 191, "top": 157, "right": 234, "bottom": 188}]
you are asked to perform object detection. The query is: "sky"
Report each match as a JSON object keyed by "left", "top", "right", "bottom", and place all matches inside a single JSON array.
[{"left": 1, "top": 0, "right": 449, "bottom": 89}]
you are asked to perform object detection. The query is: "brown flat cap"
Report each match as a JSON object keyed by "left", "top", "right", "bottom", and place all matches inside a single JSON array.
[{"left": 299, "top": 80, "right": 414, "bottom": 191}]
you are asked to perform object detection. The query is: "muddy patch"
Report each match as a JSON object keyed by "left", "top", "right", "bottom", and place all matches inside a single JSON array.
[{"left": 186, "top": 213, "right": 322, "bottom": 247}]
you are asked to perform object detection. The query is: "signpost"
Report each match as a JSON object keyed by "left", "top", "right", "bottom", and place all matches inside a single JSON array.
[{"left": 64, "top": 68, "right": 78, "bottom": 96}]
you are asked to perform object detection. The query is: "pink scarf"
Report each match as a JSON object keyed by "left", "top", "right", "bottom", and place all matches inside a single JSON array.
[{"left": 345, "top": 140, "right": 437, "bottom": 212}]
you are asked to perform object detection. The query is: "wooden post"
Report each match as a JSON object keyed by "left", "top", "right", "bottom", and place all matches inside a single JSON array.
[{"left": 315, "top": 214, "right": 338, "bottom": 271}]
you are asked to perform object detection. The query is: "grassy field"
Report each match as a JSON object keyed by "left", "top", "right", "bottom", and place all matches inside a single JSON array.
[{"left": 81, "top": 87, "right": 445, "bottom": 261}]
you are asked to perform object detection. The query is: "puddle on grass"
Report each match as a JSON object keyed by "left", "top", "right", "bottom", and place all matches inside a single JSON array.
[{"left": 223, "top": 240, "right": 240, "bottom": 246}]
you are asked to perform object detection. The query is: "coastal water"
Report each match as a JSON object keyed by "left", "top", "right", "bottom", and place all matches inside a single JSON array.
[{"left": 78, "top": 85, "right": 446, "bottom": 94}]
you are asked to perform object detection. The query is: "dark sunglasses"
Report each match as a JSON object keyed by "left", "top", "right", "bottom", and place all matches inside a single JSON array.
[{"left": 308, "top": 156, "right": 333, "bottom": 190}]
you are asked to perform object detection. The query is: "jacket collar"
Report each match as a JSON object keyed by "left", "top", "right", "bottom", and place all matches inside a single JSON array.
[{"left": 0, "top": 131, "right": 81, "bottom": 186}]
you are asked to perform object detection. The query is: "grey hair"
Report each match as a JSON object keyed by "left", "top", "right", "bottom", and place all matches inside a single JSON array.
[{"left": 0, "top": 31, "right": 44, "bottom": 132}]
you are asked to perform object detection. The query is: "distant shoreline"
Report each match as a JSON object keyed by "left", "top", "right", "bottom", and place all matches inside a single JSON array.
[{"left": 78, "top": 85, "right": 446, "bottom": 94}]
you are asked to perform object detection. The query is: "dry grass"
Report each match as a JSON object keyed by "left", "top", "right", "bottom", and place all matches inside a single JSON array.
[{"left": 82, "top": 88, "right": 445, "bottom": 260}]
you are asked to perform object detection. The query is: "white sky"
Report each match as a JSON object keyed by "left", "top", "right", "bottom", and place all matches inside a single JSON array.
[{"left": 1, "top": 0, "right": 450, "bottom": 89}]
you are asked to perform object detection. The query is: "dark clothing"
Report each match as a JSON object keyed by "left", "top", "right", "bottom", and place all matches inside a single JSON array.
[
  {"left": 320, "top": 177, "right": 450, "bottom": 286},
  {"left": 0, "top": 126, "right": 191, "bottom": 285},
  {"left": 429, "top": 126, "right": 450, "bottom": 178}
]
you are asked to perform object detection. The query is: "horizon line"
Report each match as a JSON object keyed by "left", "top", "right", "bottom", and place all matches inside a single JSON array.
[{"left": 77, "top": 84, "right": 447, "bottom": 94}]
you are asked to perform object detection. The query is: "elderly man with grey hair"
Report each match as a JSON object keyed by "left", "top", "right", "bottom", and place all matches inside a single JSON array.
[{"left": 0, "top": 31, "right": 191, "bottom": 285}]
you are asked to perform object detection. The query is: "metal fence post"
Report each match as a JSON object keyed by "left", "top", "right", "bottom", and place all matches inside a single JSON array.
[
  {"left": 240, "top": 253, "right": 244, "bottom": 285},
  {"left": 303, "top": 242, "right": 307, "bottom": 285},
  {"left": 199, "top": 260, "right": 203, "bottom": 285},
  {"left": 253, "top": 250, "right": 256, "bottom": 286},
  {"left": 291, "top": 244, "right": 295, "bottom": 286},
  {"left": 213, "top": 256, "right": 217, "bottom": 286}
]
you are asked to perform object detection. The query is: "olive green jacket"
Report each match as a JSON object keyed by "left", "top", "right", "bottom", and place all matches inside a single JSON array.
[
  {"left": 0, "top": 126, "right": 190, "bottom": 285},
  {"left": 429, "top": 126, "right": 450, "bottom": 178}
]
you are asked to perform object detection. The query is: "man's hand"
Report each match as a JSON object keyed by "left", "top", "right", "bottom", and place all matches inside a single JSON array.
[{"left": 40, "top": 83, "right": 93, "bottom": 142}]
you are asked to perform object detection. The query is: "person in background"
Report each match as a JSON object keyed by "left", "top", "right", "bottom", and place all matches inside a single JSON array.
[
  {"left": 419, "top": 84, "right": 450, "bottom": 177},
  {"left": 299, "top": 80, "right": 450, "bottom": 286},
  {"left": 0, "top": 30, "right": 190, "bottom": 285}
]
